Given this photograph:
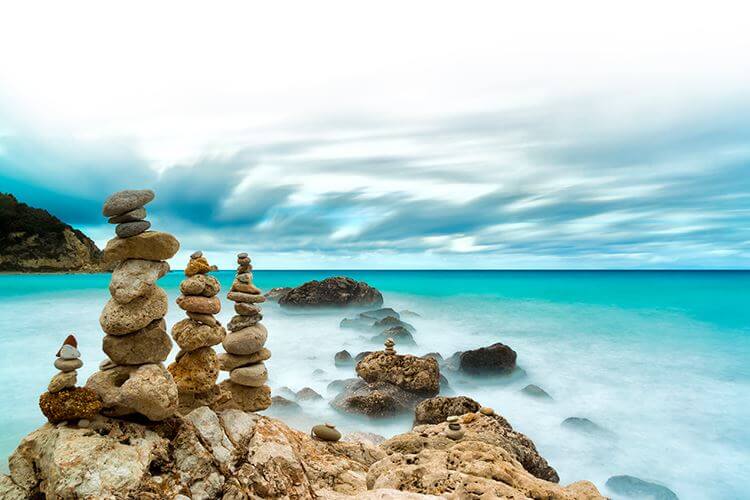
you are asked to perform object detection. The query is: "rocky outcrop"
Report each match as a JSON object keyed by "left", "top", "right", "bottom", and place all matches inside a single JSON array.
[
  {"left": 331, "top": 379, "right": 427, "bottom": 417},
  {"left": 279, "top": 276, "right": 384, "bottom": 308},
  {"left": 356, "top": 351, "right": 439, "bottom": 395},
  {"left": 413, "top": 396, "right": 481, "bottom": 425},
  {"left": 264, "top": 286, "right": 293, "bottom": 302},
  {"left": 0, "top": 193, "right": 107, "bottom": 272}
]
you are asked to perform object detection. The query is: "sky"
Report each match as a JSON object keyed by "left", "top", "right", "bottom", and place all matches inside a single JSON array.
[{"left": 1, "top": 1, "right": 749, "bottom": 269}]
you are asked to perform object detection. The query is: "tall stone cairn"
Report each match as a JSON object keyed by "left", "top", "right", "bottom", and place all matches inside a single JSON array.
[
  {"left": 167, "top": 251, "right": 227, "bottom": 413},
  {"left": 85, "top": 189, "right": 180, "bottom": 421},
  {"left": 217, "top": 252, "right": 272, "bottom": 411}
]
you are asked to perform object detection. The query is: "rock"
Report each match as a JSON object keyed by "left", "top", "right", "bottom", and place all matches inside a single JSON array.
[
  {"left": 226, "top": 291, "right": 266, "bottom": 304},
  {"left": 103, "top": 319, "right": 171, "bottom": 365},
  {"left": 218, "top": 348, "right": 272, "bottom": 371},
  {"left": 227, "top": 313, "right": 261, "bottom": 331},
  {"left": 185, "top": 256, "right": 211, "bottom": 277},
  {"left": 58, "top": 344, "right": 80, "bottom": 359},
  {"left": 271, "top": 396, "right": 301, "bottom": 410},
  {"left": 606, "top": 475, "right": 678, "bottom": 500},
  {"left": 115, "top": 220, "right": 151, "bottom": 238},
  {"left": 48, "top": 371, "right": 77, "bottom": 393},
  {"left": 54, "top": 358, "right": 83, "bottom": 372},
  {"left": 331, "top": 380, "right": 426, "bottom": 417},
  {"left": 234, "top": 302, "right": 262, "bottom": 316},
  {"left": 100, "top": 287, "right": 168, "bottom": 335},
  {"left": 355, "top": 351, "right": 373, "bottom": 362},
  {"left": 180, "top": 273, "right": 221, "bottom": 297},
  {"left": 276, "top": 386, "right": 298, "bottom": 399},
  {"left": 102, "top": 189, "right": 155, "bottom": 217},
  {"left": 422, "top": 352, "right": 443, "bottom": 362},
  {"left": 371, "top": 326, "right": 416, "bottom": 345},
  {"left": 264, "top": 287, "right": 292, "bottom": 302},
  {"left": 39, "top": 388, "right": 102, "bottom": 423},
  {"left": 102, "top": 231, "right": 179, "bottom": 263},
  {"left": 99, "top": 358, "right": 117, "bottom": 371},
  {"left": 229, "top": 363, "right": 268, "bottom": 387},
  {"left": 342, "top": 431, "right": 386, "bottom": 447},
  {"left": 216, "top": 381, "right": 271, "bottom": 412},
  {"left": 168, "top": 347, "right": 220, "bottom": 393},
  {"left": 561, "top": 417, "right": 611, "bottom": 436},
  {"left": 231, "top": 281, "right": 262, "bottom": 294},
  {"left": 296, "top": 387, "right": 323, "bottom": 401},
  {"left": 521, "top": 384, "right": 552, "bottom": 399},
  {"left": 327, "top": 378, "right": 360, "bottom": 394},
  {"left": 86, "top": 364, "right": 178, "bottom": 420},
  {"left": 372, "top": 316, "right": 415, "bottom": 333},
  {"left": 458, "top": 342, "right": 517, "bottom": 374},
  {"left": 279, "top": 276, "right": 384, "bottom": 308},
  {"left": 171, "top": 318, "right": 225, "bottom": 351},
  {"left": 335, "top": 350, "right": 354, "bottom": 366},
  {"left": 108, "top": 206, "right": 146, "bottom": 223},
  {"left": 177, "top": 385, "right": 231, "bottom": 416},
  {"left": 357, "top": 351, "right": 439, "bottom": 395},
  {"left": 311, "top": 423, "right": 341, "bottom": 442},
  {"left": 176, "top": 294, "right": 221, "bottom": 314},
  {"left": 222, "top": 324, "right": 268, "bottom": 355},
  {"left": 109, "top": 259, "right": 169, "bottom": 304},
  {"left": 185, "top": 406, "right": 236, "bottom": 469},
  {"left": 413, "top": 396, "right": 481, "bottom": 425},
  {"left": 399, "top": 310, "right": 421, "bottom": 318},
  {"left": 187, "top": 312, "right": 218, "bottom": 326},
  {"left": 360, "top": 308, "right": 400, "bottom": 320},
  {"left": 340, "top": 316, "right": 376, "bottom": 331},
  {"left": 236, "top": 272, "right": 252, "bottom": 283}
]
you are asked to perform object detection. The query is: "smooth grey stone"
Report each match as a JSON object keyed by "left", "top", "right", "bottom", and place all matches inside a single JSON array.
[
  {"left": 102, "top": 189, "right": 155, "bottom": 217},
  {"left": 54, "top": 358, "right": 83, "bottom": 372},
  {"left": 237, "top": 252, "right": 248, "bottom": 259},
  {"left": 606, "top": 475, "right": 678, "bottom": 500},
  {"left": 58, "top": 344, "right": 81, "bottom": 360},
  {"left": 311, "top": 423, "right": 341, "bottom": 442},
  {"left": 190, "top": 250, "right": 203, "bottom": 259},
  {"left": 116, "top": 221, "right": 151, "bottom": 238},
  {"left": 108, "top": 207, "right": 146, "bottom": 224}
]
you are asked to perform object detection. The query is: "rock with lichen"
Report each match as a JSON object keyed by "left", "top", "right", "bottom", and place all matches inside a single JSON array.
[{"left": 39, "top": 388, "right": 102, "bottom": 423}]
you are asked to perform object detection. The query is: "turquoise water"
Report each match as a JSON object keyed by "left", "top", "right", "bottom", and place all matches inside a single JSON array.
[{"left": 1, "top": 270, "right": 749, "bottom": 498}]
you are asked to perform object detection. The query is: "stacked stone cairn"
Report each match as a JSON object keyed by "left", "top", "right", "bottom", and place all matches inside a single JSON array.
[
  {"left": 85, "top": 189, "right": 180, "bottom": 421},
  {"left": 218, "top": 252, "right": 272, "bottom": 411},
  {"left": 39, "top": 335, "right": 102, "bottom": 423},
  {"left": 167, "top": 251, "right": 227, "bottom": 413}
]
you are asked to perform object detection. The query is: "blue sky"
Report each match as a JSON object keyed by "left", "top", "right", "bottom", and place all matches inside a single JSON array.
[{"left": 1, "top": 2, "right": 749, "bottom": 269}]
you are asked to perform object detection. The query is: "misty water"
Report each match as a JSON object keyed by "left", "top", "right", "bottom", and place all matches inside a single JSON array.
[{"left": 1, "top": 270, "right": 749, "bottom": 499}]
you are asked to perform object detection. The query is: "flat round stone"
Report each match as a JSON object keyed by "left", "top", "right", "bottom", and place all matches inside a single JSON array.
[
  {"left": 229, "top": 363, "right": 268, "bottom": 387},
  {"left": 102, "top": 231, "right": 179, "bottom": 263},
  {"left": 234, "top": 302, "right": 261, "bottom": 316},
  {"left": 102, "top": 189, "right": 155, "bottom": 217},
  {"left": 116, "top": 221, "right": 151, "bottom": 238},
  {"left": 222, "top": 324, "right": 268, "bottom": 355},
  {"left": 190, "top": 250, "right": 203, "bottom": 259},
  {"left": 311, "top": 423, "right": 341, "bottom": 442},
  {"left": 226, "top": 291, "right": 266, "bottom": 304},
  {"left": 237, "top": 252, "right": 248, "bottom": 259},
  {"left": 48, "top": 371, "right": 77, "bottom": 393},
  {"left": 54, "top": 358, "right": 83, "bottom": 372},
  {"left": 108, "top": 207, "right": 146, "bottom": 224}
]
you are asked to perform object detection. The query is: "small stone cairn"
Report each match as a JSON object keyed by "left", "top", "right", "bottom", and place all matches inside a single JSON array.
[
  {"left": 85, "top": 189, "right": 180, "bottom": 421},
  {"left": 167, "top": 251, "right": 226, "bottom": 413},
  {"left": 39, "top": 335, "right": 102, "bottom": 423},
  {"left": 218, "top": 252, "right": 272, "bottom": 411}
]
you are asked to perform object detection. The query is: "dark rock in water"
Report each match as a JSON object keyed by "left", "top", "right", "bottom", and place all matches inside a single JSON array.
[
  {"left": 439, "top": 374, "right": 451, "bottom": 392},
  {"left": 355, "top": 351, "right": 373, "bottom": 362},
  {"left": 372, "top": 316, "right": 415, "bottom": 333},
  {"left": 360, "top": 308, "right": 400, "bottom": 321},
  {"left": 330, "top": 380, "right": 425, "bottom": 417},
  {"left": 414, "top": 396, "right": 481, "bottom": 425},
  {"left": 399, "top": 310, "right": 421, "bottom": 318},
  {"left": 340, "top": 317, "right": 374, "bottom": 332},
  {"left": 115, "top": 221, "right": 151, "bottom": 238},
  {"left": 296, "top": 387, "right": 323, "bottom": 401},
  {"left": 264, "top": 287, "right": 293, "bottom": 302},
  {"left": 606, "top": 475, "right": 678, "bottom": 499},
  {"left": 371, "top": 326, "right": 416, "bottom": 345},
  {"left": 279, "top": 276, "right": 383, "bottom": 308},
  {"left": 357, "top": 351, "right": 439, "bottom": 396},
  {"left": 276, "top": 386, "right": 297, "bottom": 400},
  {"left": 561, "top": 417, "right": 611, "bottom": 435},
  {"left": 521, "top": 384, "right": 552, "bottom": 400},
  {"left": 271, "top": 395, "right": 301, "bottom": 410},
  {"left": 312, "top": 369, "right": 326, "bottom": 377},
  {"left": 327, "top": 378, "right": 359, "bottom": 394},
  {"left": 422, "top": 352, "right": 443, "bottom": 362},
  {"left": 102, "top": 189, "right": 155, "bottom": 217},
  {"left": 334, "top": 350, "right": 353, "bottom": 366},
  {"left": 458, "top": 343, "right": 517, "bottom": 374}
]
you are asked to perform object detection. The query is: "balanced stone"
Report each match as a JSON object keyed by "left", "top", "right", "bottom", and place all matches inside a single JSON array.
[
  {"left": 108, "top": 207, "right": 146, "bottom": 224},
  {"left": 100, "top": 287, "right": 168, "bottom": 335},
  {"left": 237, "top": 252, "right": 248, "bottom": 259},
  {"left": 54, "top": 358, "right": 83, "bottom": 372},
  {"left": 102, "top": 231, "right": 180, "bottom": 263},
  {"left": 48, "top": 371, "right": 77, "bottom": 393},
  {"left": 222, "top": 324, "right": 268, "bottom": 355},
  {"left": 479, "top": 406, "right": 495, "bottom": 416},
  {"left": 115, "top": 220, "right": 151, "bottom": 238},
  {"left": 176, "top": 295, "right": 221, "bottom": 314},
  {"left": 231, "top": 281, "right": 262, "bottom": 294},
  {"left": 99, "top": 358, "right": 117, "bottom": 371},
  {"left": 58, "top": 344, "right": 80, "bottom": 360},
  {"left": 217, "top": 380, "right": 271, "bottom": 412},
  {"left": 39, "top": 388, "right": 103, "bottom": 423},
  {"left": 185, "top": 256, "right": 211, "bottom": 277},
  {"left": 237, "top": 273, "right": 252, "bottom": 284},
  {"left": 180, "top": 274, "right": 221, "bottom": 297},
  {"left": 227, "top": 291, "right": 265, "bottom": 304},
  {"left": 218, "top": 349, "right": 271, "bottom": 371},
  {"left": 190, "top": 250, "right": 203, "bottom": 259},
  {"left": 171, "top": 319, "right": 225, "bottom": 351},
  {"left": 234, "top": 302, "right": 261, "bottom": 316},
  {"left": 229, "top": 363, "right": 268, "bottom": 387},
  {"left": 110, "top": 259, "right": 169, "bottom": 304},
  {"left": 227, "top": 314, "right": 260, "bottom": 332},
  {"left": 168, "top": 347, "right": 220, "bottom": 393},
  {"left": 102, "top": 189, "right": 155, "bottom": 217},
  {"left": 102, "top": 319, "right": 171, "bottom": 365},
  {"left": 311, "top": 423, "right": 341, "bottom": 442},
  {"left": 187, "top": 312, "right": 218, "bottom": 326}
]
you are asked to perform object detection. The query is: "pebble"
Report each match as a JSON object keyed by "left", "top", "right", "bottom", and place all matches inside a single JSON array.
[
  {"left": 58, "top": 344, "right": 81, "bottom": 360},
  {"left": 176, "top": 295, "right": 221, "bottom": 314},
  {"left": 479, "top": 406, "right": 495, "bottom": 416},
  {"left": 190, "top": 250, "right": 203, "bottom": 259},
  {"left": 227, "top": 291, "right": 266, "bottom": 304},
  {"left": 48, "top": 371, "right": 77, "bottom": 393},
  {"left": 187, "top": 312, "right": 219, "bottom": 326},
  {"left": 116, "top": 221, "right": 151, "bottom": 238},
  {"left": 108, "top": 207, "right": 147, "bottom": 224},
  {"left": 311, "top": 423, "right": 341, "bottom": 442},
  {"left": 229, "top": 363, "right": 268, "bottom": 387},
  {"left": 237, "top": 252, "right": 248, "bottom": 259},
  {"left": 54, "top": 358, "right": 83, "bottom": 372},
  {"left": 185, "top": 257, "right": 211, "bottom": 277},
  {"left": 102, "top": 189, "right": 155, "bottom": 217},
  {"left": 228, "top": 314, "right": 260, "bottom": 332}
]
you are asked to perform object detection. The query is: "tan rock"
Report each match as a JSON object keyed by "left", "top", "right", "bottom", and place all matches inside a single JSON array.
[
  {"left": 229, "top": 363, "right": 268, "bottom": 387},
  {"left": 48, "top": 371, "right": 77, "bottom": 393},
  {"left": 187, "top": 312, "right": 219, "bottom": 326},
  {"left": 227, "top": 313, "right": 260, "bottom": 331},
  {"left": 216, "top": 381, "right": 271, "bottom": 412},
  {"left": 109, "top": 259, "right": 169, "bottom": 304},
  {"left": 54, "top": 358, "right": 83, "bottom": 372},
  {"left": 171, "top": 318, "right": 226, "bottom": 351},
  {"left": 218, "top": 348, "right": 271, "bottom": 371},
  {"left": 100, "top": 287, "right": 168, "bottom": 335},
  {"left": 231, "top": 281, "right": 262, "bottom": 294},
  {"left": 357, "top": 351, "right": 439, "bottom": 395},
  {"left": 168, "top": 347, "right": 220, "bottom": 393},
  {"left": 102, "top": 319, "right": 171, "bottom": 365},
  {"left": 234, "top": 302, "right": 261, "bottom": 316},
  {"left": 102, "top": 231, "right": 179, "bottom": 263},
  {"left": 180, "top": 273, "right": 221, "bottom": 297},
  {"left": 226, "top": 291, "right": 266, "bottom": 304},
  {"left": 39, "top": 388, "right": 102, "bottom": 423},
  {"left": 185, "top": 256, "right": 211, "bottom": 277},
  {"left": 222, "top": 324, "right": 268, "bottom": 355},
  {"left": 176, "top": 294, "right": 221, "bottom": 314}
]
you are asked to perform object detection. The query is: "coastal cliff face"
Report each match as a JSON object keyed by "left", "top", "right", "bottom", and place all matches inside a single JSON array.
[{"left": 0, "top": 193, "right": 106, "bottom": 272}]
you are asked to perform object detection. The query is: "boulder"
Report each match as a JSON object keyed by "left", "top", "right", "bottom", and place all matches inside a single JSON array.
[
  {"left": 296, "top": 387, "right": 323, "bottom": 401},
  {"left": 102, "top": 231, "right": 179, "bottom": 263},
  {"left": 103, "top": 319, "right": 172, "bottom": 365},
  {"left": 335, "top": 350, "right": 354, "bottom": 366},
  {"left": 264, "top": 286, "right": 292, "bottom": 302},
  {"left": 271, "top": 395, "right": 302, "bottom": 410},
  {"left": 331, "top": 380, "right": 425, "bottom": 417},
  {"left": 99, "top": 286, "right": 168, "bottom": 335},
  {"left": 605, "top": 475, "right": 678, "bottom": 500},
  {"left": 399, "top": 310, "right": 421, "bottom": 318},
  {"left": 521, "top": 384, "right": 552, "bottom": 399},
  {"left": 171, "top": 318, "right": 225, "bottom": 351},
  {"left": 355, "top": 351, "right": 373, "bottom": 362},
  {"left": 109, "top": 259, "right": 169, "bottom": 304},
  {"left": 561, "top": 417, "right": 612, "bottom": 436},
  {"left": 371, "top": 326, "right": 416, "bottom": 345},
  {"left": 168, "top": 347, "right": 220, "bottom": 393},
  {"left": 279, "top": 276, "right": 383, "bottom": 308},
  {"left": 458, "top": 342, "right": 517, "bottom": 374},
  {"left": 357, "top": 351, "right": 439, "bottom": 395},
  {"left": 413, "top": 396, "right": 481, "bottom": 425},
  {"left": 340, "top": 316, "right": 376, "bottom": 331}
]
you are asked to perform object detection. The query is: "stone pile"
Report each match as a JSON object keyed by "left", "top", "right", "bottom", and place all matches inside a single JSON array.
[
  {"left": 86, "top": 189, "right": 180, "bottom": 421},
  {"left": 39, "top": 335, "right": 102, "bottom": 423},
  {"left": 167, "top": 251, "right": 226, "bottom": 413},
  {"left": 218, "top": 252, "right": 272, "bottom": 411}
]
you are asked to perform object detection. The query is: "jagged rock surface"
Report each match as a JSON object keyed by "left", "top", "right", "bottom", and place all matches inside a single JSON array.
[{"left": 279, "top": 276, "right": 384, "bottom": 308}]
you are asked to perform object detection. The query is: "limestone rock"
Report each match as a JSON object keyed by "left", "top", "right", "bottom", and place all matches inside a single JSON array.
[
  {"left": 176, "top": 294, "right": 221, "bottom": 314},
  {"left": 109, "top": 259, "right": 169, "bottom": 304},
  {"left": 48, "top": 371, "right": 77, "bottom": 393},
  {"left": 187, "top": 312, "right": 219, "bottom": 326},
  {"left": 39, "top": 388, "right": 102, "bottom": 423},
  {"left": 102, "top": 318, "right": 171, "bottom": 365},
  {"left": 229, "top": 362, "right": 268, "bottom": 387},
  {"left": 297, "top": 387, "right": 323, "bottom": 401},
  {"left": 227, "top": 313, "right": 261, "bottom": 331},
  {"left": 605, "top": 475, "right": 678, "bottom": 500},
  {"left": 171, "top": 318, "right": 225, "bottom": 351},
  {"left": 234, "top": 302, "right": 262, "bottom": 316},
  {"left": 226, "top": 291, "right": 266, "bottom": 304},
  {"left": 335, "top": 349, "right": 354, "bottom": 366},
  {"left": 180, "top": 273, "right": 221, "bottom": 297},
  {"left": 185, "top": 256, "right": 211, "bottom": 277},
  {"left": 102, "top": 231, "right": 179, "bottom": 263},
  {"left": 216, "top": 381, "right": 271, "bottom": 412},
  {"left": 218, "top": 348, "right": 272, "bottom": 371},
  {"left": 357, "top": 351, "right": 439, "bottom": 395},
  {"left": 168, "top": 347, "right": 220, "bottom": 393},
  {"left": 100, "top": 286, "right": 168, "bottom": 335},
  {"left": 222, "top": 324, "right": 268, "bottom": 355},
  {"left": 414, "top": 396, "right": 481, "bottom": 425},
  {"left": 264, "top": 286, "right": 292, "bottom": 302},
  {"left": 522, "top": 384, "right": 553, "bottom": 399}
]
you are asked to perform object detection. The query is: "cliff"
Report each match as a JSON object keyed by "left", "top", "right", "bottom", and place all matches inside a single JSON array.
[{"left": 0, "top": 193, "right": 106, "bottom": 272}]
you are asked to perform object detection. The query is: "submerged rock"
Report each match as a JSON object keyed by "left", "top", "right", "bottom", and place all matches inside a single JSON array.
[
  {"left": 335, "top": 350, "right": 354, "bottom": 366},
  {"left": 264, "top": 287, "right": 293, "bottom": 302},
  {"left": 458, "top": 342, "right": 517, "bottom": 374},
  {"left": 561, "top": 417, "right": 612, "bottom": 436},
  {"left": 372, "top": 316, "right": 415, "bottom": 333},
  {"left": 521, "top": 384, "right": 553, "bottom": 399},
  {"left": 606, "top": 475, "right": 678, "bottom": 499},
  {"left": 279, "top": 276, "right": 383, "bottom": 308},
  {"left": 371, "top": 326, "right": 416, "bottom": 345},
  {"left": 360, "top": 308, "right": 400, "bottom": 321}
]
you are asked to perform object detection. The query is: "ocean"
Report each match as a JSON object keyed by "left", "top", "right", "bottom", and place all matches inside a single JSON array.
[{"left": 1, "top": 270, "right": 748, "bottom": 499}]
